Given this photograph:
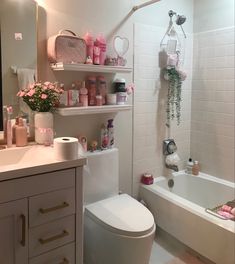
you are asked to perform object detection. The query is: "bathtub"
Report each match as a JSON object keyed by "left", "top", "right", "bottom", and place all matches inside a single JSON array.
[{"left": 140, "top": 172, "right": 235, "bottom": 264}]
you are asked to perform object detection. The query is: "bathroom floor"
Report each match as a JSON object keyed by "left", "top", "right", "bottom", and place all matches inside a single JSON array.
[{"left": 150, "top": 228, "right": 210, "bottom": 264}]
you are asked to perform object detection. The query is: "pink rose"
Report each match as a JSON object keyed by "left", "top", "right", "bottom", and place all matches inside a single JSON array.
[
  {"left": 27, "top": 89, "right": 35, "bottom": 97},
  {"left": 41, "top": 94, "right": 48, "bottom": 99},
  {"left": 17, "top": 91, "right": 25, "bottom": 97}
]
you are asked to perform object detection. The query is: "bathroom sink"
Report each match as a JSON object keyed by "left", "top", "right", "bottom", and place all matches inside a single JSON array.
[{"left": 0, "top": 146, "right": 31, "bottom": 166}]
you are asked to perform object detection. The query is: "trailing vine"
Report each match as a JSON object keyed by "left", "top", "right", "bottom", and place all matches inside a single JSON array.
[{"left": 164, "top": 67, "right": 182, "bottom": 126}]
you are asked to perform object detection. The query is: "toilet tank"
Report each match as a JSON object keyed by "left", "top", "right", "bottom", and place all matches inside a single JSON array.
[{"left": 83, "top": 148, "right": 119, "bottom": 204}]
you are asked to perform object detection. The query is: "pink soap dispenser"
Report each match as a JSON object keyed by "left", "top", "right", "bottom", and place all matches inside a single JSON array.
[
  {"left": 95, "top": 33, "right": 107, "bottom": 65},
  {"left": 15, "top": 117, "right": 28, "bottom": 147}
]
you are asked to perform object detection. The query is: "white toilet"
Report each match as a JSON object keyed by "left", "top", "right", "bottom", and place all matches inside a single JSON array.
[{"left": 83, "top": 148, "right": 155, "bottom": 264}]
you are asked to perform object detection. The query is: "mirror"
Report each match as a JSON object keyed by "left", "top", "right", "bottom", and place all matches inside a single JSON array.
[
  {"left": 113, "top": 36, "right": 129, "bottom": 57},
  {"left": 0, "top": 0, "right": 37, "bottom": 131}
]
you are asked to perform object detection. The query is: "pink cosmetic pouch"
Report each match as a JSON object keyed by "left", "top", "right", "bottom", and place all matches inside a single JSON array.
[{"left": 47, "top": 30, "right": 86, "bottom": 64}]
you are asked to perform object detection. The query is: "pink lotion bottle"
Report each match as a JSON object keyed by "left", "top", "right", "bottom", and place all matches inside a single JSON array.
[
  {"left": 80, "top": 81, "right": 88, "bottom": 107},
  {"left": 15, "top": 117, "right": 28, "bottom": 147},
  {"left": 84, "top": 32, "right": 94, "bottom": 62},
  {"left": 95, "top": 33, "right": 106, "bottom": 65}
]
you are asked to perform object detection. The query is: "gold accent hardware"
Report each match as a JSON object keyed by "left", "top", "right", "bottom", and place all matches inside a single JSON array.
[
  {"left": 38, "top": 230, "right": 69, "bottom": 245},
  {"left": 39, "top": 202, "right": 69, "bottom": 214},
  {"left": 59, "top": 258, "right": 69, "bottom": 264},
  {"left": 20, "top": 214, "right": 26, "bottom": 247}
]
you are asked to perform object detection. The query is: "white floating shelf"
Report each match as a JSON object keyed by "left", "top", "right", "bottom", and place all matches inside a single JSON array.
[
  {"left": 56, "top": 105, "right": 132, "bottom": 116},
  {"left": 50, "top": 62, "right": 132, "bottom": 74}
]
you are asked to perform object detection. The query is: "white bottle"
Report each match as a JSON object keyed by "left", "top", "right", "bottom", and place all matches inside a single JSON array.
[
  {"left": 101, "top": 123, "right": 108, "bottom": 150},
  {"left": 186, "top": 158, "right": 194, "bottom": 174}
]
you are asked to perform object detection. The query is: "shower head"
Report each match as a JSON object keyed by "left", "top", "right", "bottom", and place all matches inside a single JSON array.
[{"left": 176, "top": 15, "right": 186, "bottom": 25}]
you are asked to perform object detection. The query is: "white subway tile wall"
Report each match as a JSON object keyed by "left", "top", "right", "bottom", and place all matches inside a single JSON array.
[
  {"left": 133, "top": 23, "right": 193, "bottom": 197},
  {"left": 191, "top": 27, "right": 235, "bottom": 182}
]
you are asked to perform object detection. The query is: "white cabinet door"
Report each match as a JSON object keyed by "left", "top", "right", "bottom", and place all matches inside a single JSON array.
[{"left": 0, "top": 199, "right": 28, "bottom": 264}]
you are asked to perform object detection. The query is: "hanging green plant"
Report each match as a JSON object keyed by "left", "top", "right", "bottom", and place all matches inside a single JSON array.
[{"left": 164, "top": 67, "right": 182, "bottom": 126}]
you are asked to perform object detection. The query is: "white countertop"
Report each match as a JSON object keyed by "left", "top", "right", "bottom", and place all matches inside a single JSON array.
[{"left": 0, "top": 144, "right": 87, "bottom": 182}]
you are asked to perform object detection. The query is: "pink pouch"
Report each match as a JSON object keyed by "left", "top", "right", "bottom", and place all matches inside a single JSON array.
[{"left": 47, "top": 30, "right": 86, "bottom": 64}]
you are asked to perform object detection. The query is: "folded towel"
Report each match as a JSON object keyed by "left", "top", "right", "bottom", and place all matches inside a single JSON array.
[{"left": 16, "top": 68, "right": 35, "bottom": 114}]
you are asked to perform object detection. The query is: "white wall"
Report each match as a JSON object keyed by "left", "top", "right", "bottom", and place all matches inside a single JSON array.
[
  {"left": 194, "top": 0, "right": 235, "bottom": 32},
  {"left": 191, "top": 0, "right": 235, "bottom": 182}
]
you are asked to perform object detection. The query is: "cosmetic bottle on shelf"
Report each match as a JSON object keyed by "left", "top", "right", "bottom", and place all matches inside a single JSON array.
[
  {"left": 80, "top": 81, "right": 88, "bottom": 107},
  {"left": 87, "top": 76, "right": 97, "bottom": 106}
]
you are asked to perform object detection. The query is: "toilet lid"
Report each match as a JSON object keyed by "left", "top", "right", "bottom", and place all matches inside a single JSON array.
[{"left": 85, "top": 194, "right": 155, "bottom": 237}]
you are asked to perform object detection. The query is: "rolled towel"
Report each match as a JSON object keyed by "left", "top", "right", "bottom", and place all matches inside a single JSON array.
[{"left": 217, "top": 210, "right": 235, "bottom": 220}]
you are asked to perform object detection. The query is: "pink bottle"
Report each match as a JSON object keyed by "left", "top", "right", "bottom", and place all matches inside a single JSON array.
[
  {"left": 94, "top": 33, "right": 106, "bottom": 65},
  {"left": 87, "top": 76, "right": 97, "bottom": 106},
  {"left": 93, "top": 46, "right": 100, "bottom": 65},
  {"left": 84, "top": 32, "right": 94, "bottom": 62},
  {"left": 80, "top": 81, "right": 88, "bottom": 107},
  {"left": 15, "top": 118, "right": 28, "bottom": 147},
  {"left": 97, "top": 76, "right": 107, "bottom": 105}
]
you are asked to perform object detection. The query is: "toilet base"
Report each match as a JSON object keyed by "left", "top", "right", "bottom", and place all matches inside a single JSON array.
[{"left": 84, "top": 213, "right": 156, "bottom": 264}]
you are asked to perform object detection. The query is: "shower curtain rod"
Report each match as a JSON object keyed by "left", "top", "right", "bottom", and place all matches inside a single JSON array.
[{"left": 132, "top": 0, "right": 161, "bottom": 12}]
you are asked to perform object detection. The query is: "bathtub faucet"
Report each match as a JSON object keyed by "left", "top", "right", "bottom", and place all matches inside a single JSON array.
[
  {"left": 163, "top": 139, "right": 180, "bottom": 172},
  {"left": 165, "top": 163, "right": 179, "bottom": 172}
]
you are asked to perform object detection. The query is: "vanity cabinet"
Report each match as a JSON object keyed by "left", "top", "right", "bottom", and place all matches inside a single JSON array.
[
  {"left": 0, "top": 199, "right": 28, "bottom": 264},
  {"left": 0, "top": 166, "right": 83, "bottom": 264}
]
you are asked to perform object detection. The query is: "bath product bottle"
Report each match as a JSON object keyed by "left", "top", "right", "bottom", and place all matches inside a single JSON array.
[
  {"left": 107, "top": 119, "right": 114, "bottom": 148},
  {"left": 186, "top": 158, "right": 194, "bottom": 174},
  {"left": 87, "top": 76, "right": 97, "bottom": 106},
  {"left": 192, "top": 161, "right": 200, "bottom": 176},
  {"left": 97, "top": 76, "right": 107, "bottom": 105},
  {"left": 68, "top": 83, "right": 79, "bottom": 106},
  {"left": 93, "top": 46, "right": 100, "bottom": 65},
  {"left": 94, "top": 33, "right": 107, "bottom": 65},
  {"left": 59, "top": 83, "right": 68, "bottom": 106},
  {"left": 80, "top": 81, "right": 88, "bottom": 107},
  {"left": 12, "top": 117, "right": 19, "bottom": 144},
  {"left": 84, "top": 32, "right": 94, "bottom": 62},
  {"left": 15, "top": 117, "right": 28, "bottom": 147},
  {"left": 6, "top": 106, "right": 13, "bottom": 148},
  {"left": 101, "top": 123, "right": 108, "bottom": 150}
]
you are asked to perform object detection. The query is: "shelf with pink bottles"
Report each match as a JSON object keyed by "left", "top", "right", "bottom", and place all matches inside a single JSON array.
[
  {"left": 56, "top": 104, "right": 132, "bottom": 116},
  {"left": 50, "top": 62, "right": 132, "bottom": 74}
]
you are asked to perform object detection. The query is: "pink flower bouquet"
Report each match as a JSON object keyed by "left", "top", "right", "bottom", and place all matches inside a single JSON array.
[{"left": 17, "top": 81, "right": 63, "bottom": 112}]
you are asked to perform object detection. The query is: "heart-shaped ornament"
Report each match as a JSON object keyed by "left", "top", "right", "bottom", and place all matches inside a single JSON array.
[{"left": 113, "top": 36, "right": 129, "bottom": 57}]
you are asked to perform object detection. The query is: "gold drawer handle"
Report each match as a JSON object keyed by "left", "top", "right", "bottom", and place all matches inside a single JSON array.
[
  {"left": 39, "top": 202, "right": 69, "bottom": 214},
  {"left": 39, "top": 230, "right": 69, "bottom": 245},
  {"left": 20, "top": 214, "right": 26, "bottom": 247},
  {"left": 59, "top": 258, "right": 69, "bottom": 264}
]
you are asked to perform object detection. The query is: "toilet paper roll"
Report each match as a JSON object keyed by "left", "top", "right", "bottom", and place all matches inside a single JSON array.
[
  {"left": 165, "top": 152, "right": 180, "bottom": 166},
  {"left": 54, "top": 137, "right": 78, "bottom": 161}
]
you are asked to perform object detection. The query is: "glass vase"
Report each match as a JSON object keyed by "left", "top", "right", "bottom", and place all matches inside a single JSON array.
[{"left": 34, "top": 112, "right": 54, "bottom": 145}]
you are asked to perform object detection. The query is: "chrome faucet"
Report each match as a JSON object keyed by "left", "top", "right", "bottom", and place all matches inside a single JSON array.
[
  {"left": 165, "top": 163, "right": 179, "bottom": 172},
  {"left": 163, "top": 139, "right": 179, "bottom": 172}
]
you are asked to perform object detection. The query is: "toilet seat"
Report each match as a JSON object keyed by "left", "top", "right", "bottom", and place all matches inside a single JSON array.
[{"left": 85, "top": 194, "right": 155, "bottom": 237}]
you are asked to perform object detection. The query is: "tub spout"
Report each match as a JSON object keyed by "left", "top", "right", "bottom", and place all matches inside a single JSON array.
[{"left": 166, "top": 164, "right": 179, "bottom": 172}]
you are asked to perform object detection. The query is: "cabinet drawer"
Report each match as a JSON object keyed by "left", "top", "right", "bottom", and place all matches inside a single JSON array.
[
  {"left": 29, "top": 242, "right": 75, "bottom": 264},
  {"left": 0, "top": 168, "right": 75, "bottom": 204},
  {"left": 29, "top": 188, "right": 75, "bottom": 227},
  {"left": 29, "top": 215, "right": 75, "bottom": 258}
]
